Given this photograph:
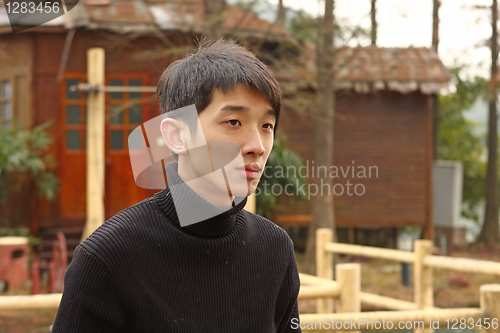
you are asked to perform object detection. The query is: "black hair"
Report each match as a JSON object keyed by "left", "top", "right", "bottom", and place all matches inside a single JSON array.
[{"left": 157, "top": 38, "right": 282, "bottom": 137}]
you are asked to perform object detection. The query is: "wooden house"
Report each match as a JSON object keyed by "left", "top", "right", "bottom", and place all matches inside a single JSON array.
[
  {"left": 0, "top": 0, "right": 292, "bottom": 257},
  {"left": 274, "top": 46, "right": 450, "bottom": 244},
  {"left": 0, "top": 0, "right": 450, "bottom": 254}
]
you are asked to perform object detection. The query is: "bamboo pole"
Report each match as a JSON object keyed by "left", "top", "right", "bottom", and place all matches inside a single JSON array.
[
  {"left": 324, "top": 242, "right": 415, "bottom": 263},
  {"left": 316, "top": 228, "right": 334, "bottom": 313},
  {"left": 246, "top": 193, "right": 256, "bottom": 214},
  {"left": 0, "top": 294, "right": 62, "bottom": 310},
  {"left": 299, "top": 273, "right": 339, "bottom": 287},
  {"left": 299, "top": 308, "right": 484, "bottom": 331},
  {"left": 480, "top": 284, "right": 500, "bottom": 333},
  {"left": 425, "top": 255, "right": 500, "bottom": 276},
  {"left": 360, "top": 292, "right": 418, "bottom": 310},
  {"left": 336, "top": 264, "right": 360, "bottom": 313},
  {"left": 81, "top": 48, "right": 106, "bottom": 242},
  {"left": 337, "top": 264, "right": 360, "bottom": 333},
  {"left": 414, "top": 239, "right": 434, "bottom": 333},
  {"left": 299, "top": 285, "right": 341, "bottom": 299}
]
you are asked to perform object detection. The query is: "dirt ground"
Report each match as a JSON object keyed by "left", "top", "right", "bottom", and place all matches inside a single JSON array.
[
  {"left": 0, "top": 310, "right": 55, "bottom": 333},
  {"left": 0, "top": 285, "right": 56, "bottom": 333},
  {"left": 0, "top": 244, "right": 499, "bottom": 332}
]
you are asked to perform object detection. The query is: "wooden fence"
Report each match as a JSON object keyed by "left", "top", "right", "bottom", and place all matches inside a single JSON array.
[
  {"left": 297, "top": 228, "right": 500, "bottom": 332},
  {"left": 0, "top": 228, "right": 499, "bottom": 333}
]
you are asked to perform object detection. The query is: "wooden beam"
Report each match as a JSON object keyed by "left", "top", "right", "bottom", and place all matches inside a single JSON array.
[
  {"left": 423, "top": 94, "right": 435, "bottom": 241},
  {"left": 480, "top": 284, "right": 500, "bottom": 333},
  {"left": 316, "top": 228, "right": 334, "bottom": 313},
  {"left": 0, "top": 294, "right": 62, "bottom": 310},
  {"left": 414, "top": 239, "right": 434, "bottom": 333},
  {"left": 246, "top": 193, "right": 256, "bottom": 214},
  {"left": 81, "top": 48, "right": 106, "bottom": 242},
  {"left": 324, "top": 242, "right": 415, "bottom": 263},
  {"left": 425, "top": 255, "right": 500, "bottom": 276}
]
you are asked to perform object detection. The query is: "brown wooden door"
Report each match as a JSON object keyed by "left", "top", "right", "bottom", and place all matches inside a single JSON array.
[
  {"left": 60, "top": 73, "right": 154, "bottom": 221},
  {"left": 104, "top": 74, "right": 151, "bottom": 219},
  {"left": 60, "top": 74, "right": 88, "bottom": 220}
]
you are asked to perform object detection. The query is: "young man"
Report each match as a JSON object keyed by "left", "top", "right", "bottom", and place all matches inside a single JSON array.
[{"left": 52, "top": 39, "right": 301, "bottom": 333}]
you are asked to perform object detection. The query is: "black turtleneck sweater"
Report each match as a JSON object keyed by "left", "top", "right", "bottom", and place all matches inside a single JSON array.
[{"left": 52, "top": 162, "right": 301, "bottom": 333}]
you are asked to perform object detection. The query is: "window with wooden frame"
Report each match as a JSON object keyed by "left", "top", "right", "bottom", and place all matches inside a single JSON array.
[
  {"left": 64, "top": 77, "right": 87, "bottom": 151},
  {"left": 107, "top": 77, "right": 145, "bottom": 152},
  {"left": 0, "top": 80, "right": 13, "bottom": 129}
]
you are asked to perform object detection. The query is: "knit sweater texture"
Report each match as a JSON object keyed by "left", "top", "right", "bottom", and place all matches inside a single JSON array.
[{"left": 52, "top": 162, "right": 301, "bottom": 333}]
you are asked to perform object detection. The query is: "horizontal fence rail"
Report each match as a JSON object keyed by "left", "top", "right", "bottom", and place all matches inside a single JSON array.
[
  {"left": 0, "top": 294, "right": 62, "bottom": 311},
  {"left": 324, "top": 242, "right": 415, "bottom": 263},
  {"left": 1, "top": 227, "right": 499, "bottom": 333},
  {"left": 305, "top": 228, "right": 500, "bottom": 332},
  {"left": 424, "top": 255, "right": 500, "bottom": 276}
]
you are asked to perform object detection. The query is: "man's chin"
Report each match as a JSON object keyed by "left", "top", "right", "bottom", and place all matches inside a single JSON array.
[{"left": 246, "top": 178, "right": 261, "bottom": 195}]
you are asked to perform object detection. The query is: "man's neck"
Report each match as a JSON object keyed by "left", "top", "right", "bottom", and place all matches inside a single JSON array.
[{"left": 177, "top": 162, "right": 235, "bottom": 210}]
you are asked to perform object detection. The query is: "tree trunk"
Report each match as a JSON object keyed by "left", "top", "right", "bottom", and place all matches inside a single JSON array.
[
  {"left": 275, "top": 0, "right": 286, "bottom": 28},
  {"left": 371, "top": 0, "right": 377, "bottom": 45},
  {"left": 432, "top": 0, "right": 440, "bottom": 160},
  {"left": 303, "top": 0, "right": 335, "bottom": 275},
  {"left": 478, "top": 0, "right": 500, "bottom": 244},
  {"left": 204, "top": 0, "right": 226, "bottom": 39}
]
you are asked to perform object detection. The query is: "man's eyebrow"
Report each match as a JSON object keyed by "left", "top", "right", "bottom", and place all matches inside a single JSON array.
[
  {"left": 219, "top": 105, "right": 276, "bottom": 119},
  {"left": 219, "top": 105, "right": 249, "bottom": 112},
  {"left": 267, "top": 109, "right": 277, "bottom": 120}
]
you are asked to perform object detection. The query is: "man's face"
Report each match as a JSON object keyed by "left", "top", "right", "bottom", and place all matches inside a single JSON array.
[{"left": 181, "top": 84, "right": 276, "bottom": 197}]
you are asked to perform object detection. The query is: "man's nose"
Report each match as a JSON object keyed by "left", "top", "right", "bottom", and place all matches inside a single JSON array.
[{"left": 242, "top": 126, "right": 265, "bottom": 156}]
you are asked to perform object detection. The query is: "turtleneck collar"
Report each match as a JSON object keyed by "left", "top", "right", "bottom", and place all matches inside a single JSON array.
[{"left": 154, "top": 161, "right": 248, "bottom": 237}]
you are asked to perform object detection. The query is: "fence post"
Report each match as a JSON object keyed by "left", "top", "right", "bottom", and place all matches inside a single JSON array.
[
  {"left": 316, "top": 228, "right": 333, "bottom": 313},
  {"left": 337, "top": 263, "right": 361, "bottom": 333},
  {"left": 480, "top": 284, "right": 500, "bottom": 333},
  {"left": 414, "top": 239, "right": 434, "bottom": 333}
]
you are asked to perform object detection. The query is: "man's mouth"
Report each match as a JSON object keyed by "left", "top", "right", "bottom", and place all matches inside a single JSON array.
[{"left": 236, "top": 162, "right": 261, "bottom": 179}]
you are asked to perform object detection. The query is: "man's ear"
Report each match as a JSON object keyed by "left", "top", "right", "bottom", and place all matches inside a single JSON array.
[{"left": 160, "top": 118, "right": 187, "bottom": 156}]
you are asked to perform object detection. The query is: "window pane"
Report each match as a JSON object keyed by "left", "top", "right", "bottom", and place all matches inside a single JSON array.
[
  {"left": 2, "top": 81, "right": 11, "bottom": 97},
  {"left": 129, "top": 105, "right": 142, "bottom": 124},
  {"left": 66, "top": 130, "right": 80, "bottom": 150},
  {"left": 67, "top": 105, "right": 80, "bottom": 124},
  {"left": 3, "top": 121, "right": 10, "bottom": 129},
  {"left": 2, "top": 102, "right": 11, "bottom": 120},
  {"left": 128, "top": 129, "right": 141, "bottom": 150},
  {"left": 110, "top": 79, "right": 123, "bottom": 100},
  {"left": 110, "top": 105, "right": 123, "bottom": 124},
  {"left": 110, "top": 130, "right": 123, "bottom": 150},
  {"left": 84, "top": 105, "right": 88, "bottom": 124},
  {"left": 128, "top": 79, "right": 141, "bottom": 99},
  {"left": 66, "top": 79, "right": 80, "bottom": 100}
]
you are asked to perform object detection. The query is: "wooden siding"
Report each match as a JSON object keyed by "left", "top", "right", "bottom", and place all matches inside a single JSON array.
[
  {"left": 277, "top": 90, "right": 431, "bottom": 229},
  {"left": 1, "top": 30, "right": 432, "bottom": 234},
  {"left": 0, "top": 34, "right": 33, "bottom": 227},
  {"left": 24, "top": 31, "right": 168, "bottom": 230}
]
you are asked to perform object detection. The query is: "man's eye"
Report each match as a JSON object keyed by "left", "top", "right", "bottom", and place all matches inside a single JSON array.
[
  {"left": 227, "top": 119, "right": 241, "bottom": 126},
  {"left": 263, "top": 123, "right": 274, "bottom": 130}
]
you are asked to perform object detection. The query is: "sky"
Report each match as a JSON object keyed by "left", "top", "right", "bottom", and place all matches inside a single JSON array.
[
  {"left": 262, "top": 0, "right": 494, "bottom": 78},
  {"left": 254, "top": 0, "right": 495, "bottom": 131}
]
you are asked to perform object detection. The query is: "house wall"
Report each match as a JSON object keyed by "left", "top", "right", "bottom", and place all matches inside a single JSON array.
[
  {"left": 2, "top": 29, "right": 433, "bottom": 234},
  {"left": 277, "top": 90, "right": 432, "bottom": 229},
  {"left": 0, "top": 34, "right": 33, "bottom": 227},
  {"left": 22, "top": 30, "right": 185, "bottom": 232}
]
